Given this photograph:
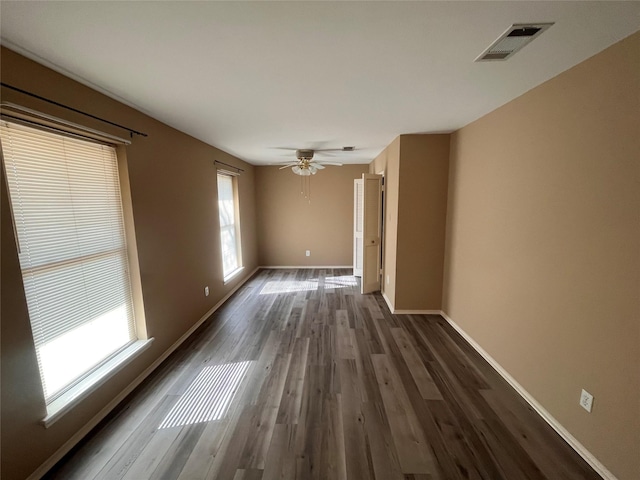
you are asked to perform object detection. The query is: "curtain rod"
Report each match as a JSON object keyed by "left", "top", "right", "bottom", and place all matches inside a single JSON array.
[
  {"left": 1, "top": 82, "right": 148, "bottom": 138},
  {"left": 215, "top": 160, "right": 244, "bottom": 173}
]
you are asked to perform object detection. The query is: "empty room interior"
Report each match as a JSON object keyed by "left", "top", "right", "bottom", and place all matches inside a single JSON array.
[{"left": 1, "top": 2, "right": 638, "bottom": 480}]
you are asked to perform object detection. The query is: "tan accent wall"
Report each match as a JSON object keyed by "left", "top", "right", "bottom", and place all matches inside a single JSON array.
[
  {"left": 370, "top": 135, "right": 449, "bottom": 311},
  {"left": 370, "top": 136, "right": 400, "bottom": 305},
  {"left": 396, "top": 135, "right": 449, "bottom": 310},
  {"left": 443, "top": 32, "right": 640, "bottom": 479},
  {"left": 0, "top": 47, "right": 258, "bottom": 479},
  {"left": 256, "top": 164, "right": 368, "bottom": 266}
]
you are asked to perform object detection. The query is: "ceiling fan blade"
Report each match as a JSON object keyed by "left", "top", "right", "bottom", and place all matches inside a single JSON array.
[
  {"left": 271, "top": 147, "right": 299, "bottom": 151},
  {"left": 316, "top": 162, "right": 343, "bottom": 166},
  {"left": 311, "top": 163, "right": 325, "bottom": 169},
  {"left": 278, "top": 163, "right": 300, "bottom": 169}
]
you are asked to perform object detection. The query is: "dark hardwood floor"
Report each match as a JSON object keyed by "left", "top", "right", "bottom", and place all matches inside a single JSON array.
[{"left": 44, "top": 268, "right": 600, "bottom": 480}]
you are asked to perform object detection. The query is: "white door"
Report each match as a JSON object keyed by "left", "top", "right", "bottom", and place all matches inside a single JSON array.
[
  {"left": 361, "top": 174, "right": 382, "bottom": 294},
  {"left": 353, "top": 179, "right": 363, "bottom": 277}
]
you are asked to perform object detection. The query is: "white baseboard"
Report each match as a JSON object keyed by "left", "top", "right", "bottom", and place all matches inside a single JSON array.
[
  {"left": 27, "top": 267, "right": 260, "bottom": 480},
  {"left": 393, "top": 309, "right": 442, "bottom": 315},
  {"left": 260, "top": 265, "right": 352, "bottom": 269},
  {"left": 380, "top": 291, "right": 440, "bottom": 315},
  {"left": 382, "top": 291, "right": 395, "bottom": 312},
  {"left": 438, "top": 311, "right": 617, "bottom": 480}
]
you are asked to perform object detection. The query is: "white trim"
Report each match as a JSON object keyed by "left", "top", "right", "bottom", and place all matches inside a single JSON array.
[
  {"left": 42, "top": 339, "right": 154, "bottom": 428},
  {"left": 223, "top": 265, "right": 245, "bottom": 284},
  {"left": 259, "top": 265, "right": 352, "bottom": 269},
  {"left": 26, "top": 266, "right": 259, "bottom": 480},
  {"left": 438, "top": 310, "right": 617, "bottom": 480},
  {"left": 382, "top": 291, "right": 395, "bottom": 312},
  {"left": 393, "top": 309, "right": 442, "bottom": 315},
  {"left": 380, "top": 291, "right": 443, "bottom": 315}
]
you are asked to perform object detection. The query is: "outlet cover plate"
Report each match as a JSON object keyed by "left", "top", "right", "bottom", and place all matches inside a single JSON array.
[{"left": 580, "top": 389, "right": 593, "bottom": 412}]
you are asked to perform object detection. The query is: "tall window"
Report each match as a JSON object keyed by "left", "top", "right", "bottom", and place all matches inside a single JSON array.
[
  {"left": 217, "top": 173, "right": 242, "bottom": 280},
  {"left": 1, "top": 120, "right": 138, "bottom": 404}
]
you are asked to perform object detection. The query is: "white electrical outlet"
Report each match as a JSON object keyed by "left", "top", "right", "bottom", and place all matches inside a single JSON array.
[
  {"left": 305, "top": 250, "right": 310, "bottom": 257},
  {"left": 579, "top": 389, "right": 593, "bottom": 412},
  {"left": 386, "top": 275, "right": 390, "bottom": 285},
  {"left": 204, "top": 286, "right": 209, "bottom": 297}
]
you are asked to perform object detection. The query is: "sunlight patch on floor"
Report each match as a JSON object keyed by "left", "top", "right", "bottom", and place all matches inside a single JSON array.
[
  {"left": 259, "top": 276, "right": 357, "bottom": 295},
  {"left": 159, "top": 361, "right": 252, "bottom": 429},
  {"left": 325, "top": 275, "right": 358, "bottom": 288}
]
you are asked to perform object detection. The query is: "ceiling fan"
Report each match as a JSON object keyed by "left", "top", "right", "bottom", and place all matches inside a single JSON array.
[{"left": 278, "top": 148, "right": 349, "bottom": 176}]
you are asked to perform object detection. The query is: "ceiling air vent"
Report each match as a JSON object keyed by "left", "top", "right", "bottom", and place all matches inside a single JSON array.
[{"left": 475, "top": 23, "right": 554, "bottom": 62}]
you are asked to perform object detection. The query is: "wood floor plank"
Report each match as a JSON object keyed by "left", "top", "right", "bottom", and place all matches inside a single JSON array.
[
  {"left": 45, "top": 269, "right": 602, "bottom": 480},
  {"left": 426, "top": 360, "right": 506, "bottom": 480},
  {"left": 371, "top": 354, "right": 439, "bottom": 476},
  {"left": 149, "top": 422, "right": 207, "bottom": 480},
  {"left": 262, "top": 423, "right": 297, "bottom": 480},
  {"left": 276, "top": 336, "right": 310, "bottom": 425},
  {"left": 174, "top": 419, "right": 228, "bottom": 480},
  {"left": 361, "top": 400, "right": 405, "bottom": 480},
  {"left": 340, "top": 359, "right": 376, "bottom": 480},
  {"left": 204, "top": 404, "right": 257, "bottom": 480},
  {"left": 120, "top": 423, "right": 183, "bottom": 480},
  {"left": 233, "top": 468, "right": 264, "bottom": 480},
  {"left": 94, "top": 396, "right": 177, "bottom": 480},
  {"left": 294, "top": 366, "right": 331, "bottom": 480},
  {"left": 390, "top": 327, "right": 443, "bottom": 401},
  {"left": 425, "top": 399, "right": 490, "bottom": 480},
  {"left": 336, "top": 309, "right": 356, "bottom": 360},
  {"left": 353, "top": 328, "right": 385, "bottom": 405},
  {"left": 317, "top": 394, "right": 348, "bottom": 480},
  {"left": 239, "top": 352, "right": 292, "bottom": 469}
]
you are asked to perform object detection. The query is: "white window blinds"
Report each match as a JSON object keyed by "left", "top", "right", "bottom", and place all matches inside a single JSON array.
[
  {"left": 217, "top": 173, "right": 241, "bottom": 278},
  {"left": 1, "top": 120, "right": 137, "bottom": 402}
]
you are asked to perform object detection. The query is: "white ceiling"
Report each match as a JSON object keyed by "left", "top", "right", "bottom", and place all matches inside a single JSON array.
[{"left": 1, "top": 1, "right": 638, "bottom": 165}]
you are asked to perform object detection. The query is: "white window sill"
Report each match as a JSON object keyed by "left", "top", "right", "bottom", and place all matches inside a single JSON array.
[
  {"left": 42, "top": 338, "right": 154, "bottom": 428},
  {"left": 223, "top": 266, "right": 244, "bottom": 285}
]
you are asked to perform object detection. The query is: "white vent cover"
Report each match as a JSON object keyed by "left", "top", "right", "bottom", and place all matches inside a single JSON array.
[{"left": 476, "top": 23, "right": 554, "bottom": 61}]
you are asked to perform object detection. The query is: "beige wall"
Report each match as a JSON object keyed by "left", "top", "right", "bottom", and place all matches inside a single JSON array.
[
  {"left": 396, "top": 135, "right": 449, "bottom": 311},
  {"left": 256, "top": 164, "right": 368, "bottom": 266},
  {"left": 1, "top": 47, "right": 258, "bottom": 479},
  {"left": 443, "top": 32, "right": 640, "bottom": 480},
  {"left": 371, "top": 135, "right": 449, "bottom": 312}
]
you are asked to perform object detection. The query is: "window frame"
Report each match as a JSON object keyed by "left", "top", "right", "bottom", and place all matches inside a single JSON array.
[
  {"left": 0, "top": 118, "right": 151, "bottom": 427},
  {"left": 216, "top": 171, "right": 243, "bottom": 283}
]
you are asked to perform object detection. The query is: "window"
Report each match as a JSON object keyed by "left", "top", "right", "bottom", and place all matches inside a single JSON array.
[
  {"left": 217, "top": 173, "right": 242, "bottom": 280},
  {"left": 1, "top": 120, "right": 144, "bottom": 414}
]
